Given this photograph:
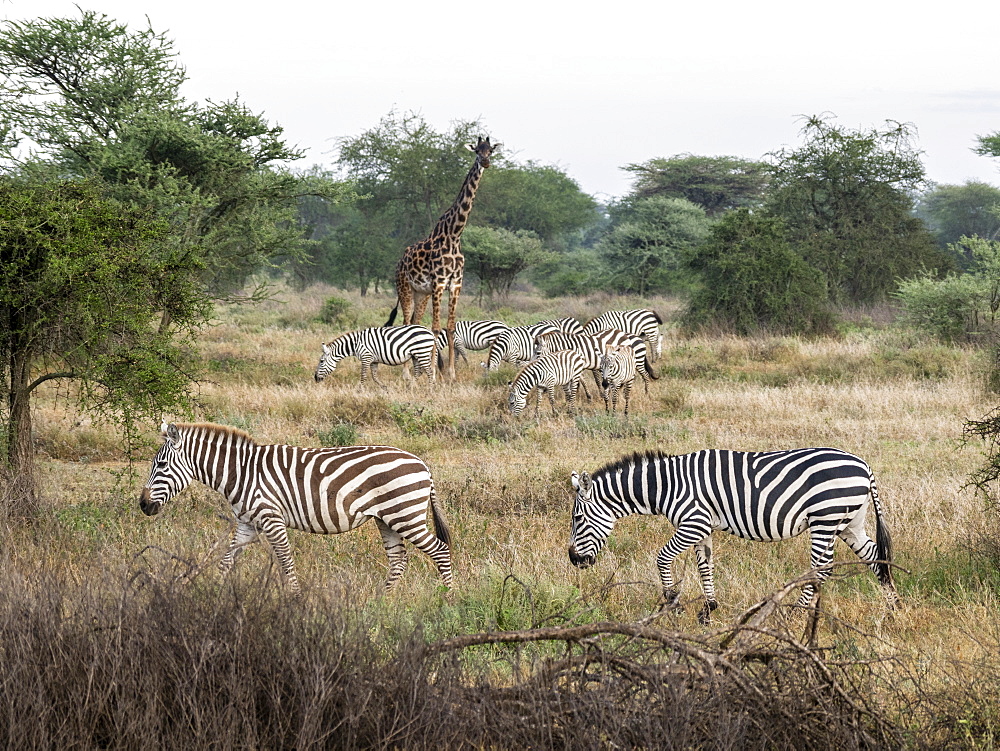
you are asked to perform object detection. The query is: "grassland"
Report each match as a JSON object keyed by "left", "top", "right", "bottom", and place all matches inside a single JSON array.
[{"left": 7, "top": 282, "right": 1000, "bottom": 747}]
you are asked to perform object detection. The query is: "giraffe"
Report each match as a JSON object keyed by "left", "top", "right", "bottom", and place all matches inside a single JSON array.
[{"left": 384, "top": 135, "right": 496, "bottom": 381}]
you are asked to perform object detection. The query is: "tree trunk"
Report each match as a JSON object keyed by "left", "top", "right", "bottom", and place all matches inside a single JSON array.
[{"left": 4, "top": 342, "right": 38, "bottom": 518}]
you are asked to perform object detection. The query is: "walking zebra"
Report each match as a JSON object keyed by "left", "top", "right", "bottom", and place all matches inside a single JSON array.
[
  {"left": 599, "top": 344, "right": 637, "bottom": 416},
  {"left": 435, "top": 319, "right": 511, "bottom": 367},
  {"left": 584, "top": 309, "right": 663, "bottom": 361},
  {"left": 139, "top": 422, "right": 453, "bottom": 594},
  {"left": 482, "top": 322, "right": 560, "bottom": 371},
  {"left": 314, "top": 325, "right": 435, "bottom": 387},
  {"left": 568, "top": 448, "right": 897, "bottom": 623},
  {"left": 508, "top": 350, "right": 586, "bottom": 417}
]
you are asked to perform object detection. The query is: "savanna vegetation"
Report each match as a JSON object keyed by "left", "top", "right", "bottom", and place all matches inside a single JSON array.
[{"left": 6, "top": 7, "right": 1000, "bottom": 749}]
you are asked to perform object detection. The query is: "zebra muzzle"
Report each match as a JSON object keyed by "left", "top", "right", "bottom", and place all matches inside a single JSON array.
[
  {"left": 568, "top": 546, "right": 595, "bottom": 569},
  {"left": 138, "top": 488, "right": 162, "bottom": 516}
]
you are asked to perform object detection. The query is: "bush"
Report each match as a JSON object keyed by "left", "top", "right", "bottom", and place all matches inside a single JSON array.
[
  {"left": 317, "top": 422, "right": 358, "bottom": 446},
  {"left": 895, "top": 271, "right": 990, "bottom": 343},
  {"left": 316, "top": 296, "right": 354, "bottom": 327},
  {"left": 683, "top": 210, "right": 836, "bottom": 336}
]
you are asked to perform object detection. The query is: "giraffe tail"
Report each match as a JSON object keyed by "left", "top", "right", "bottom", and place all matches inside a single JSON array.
[{"left": 384, "top": 302, "right": 399, "bottom": 327}]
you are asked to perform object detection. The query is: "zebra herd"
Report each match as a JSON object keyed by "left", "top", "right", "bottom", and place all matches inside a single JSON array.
[
  {"left": 313, "top": 308, "right": 664, "bottom": 418},
  {"left": 138, "top": 302, "right": 899, "bottom": 619}
]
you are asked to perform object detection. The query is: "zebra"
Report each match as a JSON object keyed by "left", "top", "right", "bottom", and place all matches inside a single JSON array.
[
  {"left": 568, "top": 448, "right": 897, "bottom": 623},
  {"left": 314, "top": 325, "right": 435, "bottom": 387},
  {"left": 533, "top": 329, "right": 658, "bottom": 401},
  {"left": 584, "top": 309, "right": 664, "bottom": 361},
  {"left": 434, "top": 319, "right": 511, "bottom": 368},
  {"left": 482, "top": 322, "right": 560, "bottom": 371},
  {"left": 599, "top": 344, "right": 637, "bottom": 416},
  {"left": 508, "top": 350, "right": 586, "bottom": 417},
  {"left": 537, "top": 317, "right": 585, "bottom": 335},
  {"left": 138, "top": 422, "right": 453, "bottom": 594}
]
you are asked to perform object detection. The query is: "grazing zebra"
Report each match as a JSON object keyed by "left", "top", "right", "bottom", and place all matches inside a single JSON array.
[
  {"left": 139, "top": 422, "right": 453, "bottom": 594},
  {"left": 568, "top": 448, "right": 897, "bottom": 623},
  {"left": 314, "top": 325, "right": 435, "bottom": 387},
  {"left": 508, "top": 350, "right": 586, "bottom": 417},
  {"left": 434, "top": 319, "right": 511, "bottom": 367},
  {"left": 599, "top": 344, "right": 637, "bottom": 416},
  {"left": 584, "top": 309, "right": 664, "bottom": 361},
  {"left": 533, "top": 329, "right": 657, "bottom": 400},
  {"left": 482, "top": 322, "right": 560, "bottom": 371}
]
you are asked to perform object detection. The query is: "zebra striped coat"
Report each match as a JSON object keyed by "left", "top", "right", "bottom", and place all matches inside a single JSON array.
[
  {"left": 537, "top": 317, "right": 585, "bottom": 335},
  {"left": 314, "top": 325, "right": 435, "bottom": 386},
  {"left": 508, "top": 350, "right": 586, "bottom": 417},
  {"left": 139, "top": 422, "right": 453, "bottom": 594},
  {"left": 435, "top": 319, "right": 511, "bottom": 366},
  {"left": 533, "top": 329, "right": 657, "bottom": 399},
  {"left": 569, "top": 448, "right": 897, "bottom": 622},
  {"left": 599, "top": 345, "right": 637, "bottom": 416},
  {"left": 584, "top": 309, "right": 663, "bottom": 361},
  {"left": 482, "top": 322, "right": 560, "bottom": 371}
]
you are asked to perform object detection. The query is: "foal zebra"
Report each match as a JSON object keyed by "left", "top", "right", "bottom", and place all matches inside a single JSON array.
[
  {"left": 435, "top": 319, "right": 511, "bottom": 367},
  {"left": 569, "top": 448, "right": 897, "bottom": 622},
  {"left": 508, "top": 350, "right": 586, "bottom": 417},
  {"left": 599, "top": 345, "right": 637, "bottom": 416},
  {"left": 314, "top": 325, "right": 435, "bottom": 387},
  {"left": 584, "top": 309, "right": 663, "bottom": 360},
  {"left": 139, "top": 422, "right": 453, "bottom": 594}
]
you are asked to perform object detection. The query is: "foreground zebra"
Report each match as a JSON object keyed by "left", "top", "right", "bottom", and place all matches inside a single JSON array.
[
  {"left": 599, "top": 345, "right": 637, "bottom": 416},
  {"left": 314, "top": 325, "right": 435, "bottom": 387},
  {"left": 584, "top": 309, "right": 663, "bottom": 361},
  {"left": 139, "top": 422, "right": 453, "bottom": 594},
  {"left": 508, "top": 350, "right": 586, "bottom": 417},
  {"left": 569, "top": 448, "right": 897, "bottom": 622},
  {"left": 435, "top": 319, "right": 511, "bottom": 367}
]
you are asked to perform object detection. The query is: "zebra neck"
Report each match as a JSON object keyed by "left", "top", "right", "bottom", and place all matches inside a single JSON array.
[{"left": 186, "top": 432, "right": 256, "bottom": 501}]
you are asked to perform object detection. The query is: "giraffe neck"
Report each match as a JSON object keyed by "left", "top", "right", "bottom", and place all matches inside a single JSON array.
[{"left": 429, "top": 158, "right": 485, "bottom": 241}]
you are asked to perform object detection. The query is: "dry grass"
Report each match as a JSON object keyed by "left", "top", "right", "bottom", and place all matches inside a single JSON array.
[{"left": 10, "top": 282, "right": 1000, "bottom": 746}]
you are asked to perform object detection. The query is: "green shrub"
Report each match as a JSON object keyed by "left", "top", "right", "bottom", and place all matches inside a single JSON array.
[
  {"left": 895, "top": 271, "right": 989, "bottom": 343},
  {"left": 317, "top": 422, "right": 358, "bottom": 447},
  {"left": 316, "top": 296, "right": 354, "bottom": 327}
]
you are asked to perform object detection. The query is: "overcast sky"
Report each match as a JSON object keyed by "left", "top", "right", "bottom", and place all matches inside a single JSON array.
[{"left": 6, "top": 0, "right": 1000, "bottom": 201}]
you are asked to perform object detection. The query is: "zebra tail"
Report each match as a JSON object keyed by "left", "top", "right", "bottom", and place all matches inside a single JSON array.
[
  {"left": 384, "top": 303, "right": 399, "bottom": 327},
  {"left": 874, "top": 493, "right": 894, "bottom": 588},
  {"left": 429, "top": 487, "right": 452, "bottom": 548},
  {"left": 650, "top": 309, "right": 663, "bottom": 324},
  {"left": 644, "top": 351, "right": 659, "bottom": 380}
]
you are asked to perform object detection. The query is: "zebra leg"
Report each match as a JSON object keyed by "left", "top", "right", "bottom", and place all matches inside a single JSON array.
[
  {"left": 369, "top": 362, "right": 388, "bottom": 390},
  {"left": 382, "top": 514, "right": 454, "bottom": 588},
  {"left": 622, "top": 381, "right": 633, "bottom": 417},
  {"left": 693, "top": 537, "right": 719, "bottom": 624},
  {"left": 798, "top": 524, "right": 840, "bottom": 607},
  {"left": 838, "top": 512, "right": 900, "bottom": 606},
  {"left": 375, "top": 518, "right": 409, "bottom": 591},
  {"left": 219, "top": 521, "right": 259, "bottom": 575},
  {"left": 545, "top": 386, "right": 557, "bottom": 417},
  {"left": 656, "top": 519, "right": 712, "bottom": 609},
  {"left": 257, "top": 511, "right": 301, "bottom": 596}
]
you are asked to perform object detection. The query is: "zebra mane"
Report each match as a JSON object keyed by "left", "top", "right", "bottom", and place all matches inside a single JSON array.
[
  {"left": 174, "top": 422, "right": 257, "bottom": 446},
  {"left": 591, "top": 450, "right": 672, "bottom": 481}
]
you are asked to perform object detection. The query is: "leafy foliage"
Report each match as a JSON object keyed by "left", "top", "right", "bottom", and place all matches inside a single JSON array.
[
  {"left": 916, "top": 181, "right": 1000, "bottom": 260},
  {"left": 683, "top": 209, "right": 834, "bottom": 335},
  {"left": 766, "top": 115, "right": 947, "bottom": 302},
  {"left": 463, "top": 226, "right": 554, "bottom": 301},
  {"left": 622, "top": 153, "right": 769, "bottom": 216}
]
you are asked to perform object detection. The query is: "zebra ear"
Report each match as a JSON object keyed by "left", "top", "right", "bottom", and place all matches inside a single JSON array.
[
  {"left": 159, "top": 420, "right": 168, "bottom": 436},
  {"left": 570, "top": 471, "right": 581, "bottom": 490},
  {"left": 166, "top": 423, "right": 181, "bottom": 447},
  {"left": 322, "top": 342, "right": 331, "bottom": 354}
]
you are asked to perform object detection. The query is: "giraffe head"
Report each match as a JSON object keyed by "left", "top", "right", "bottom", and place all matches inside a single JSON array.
[{"left": 466, "top": 136, "right": 498, "bottom": 168}]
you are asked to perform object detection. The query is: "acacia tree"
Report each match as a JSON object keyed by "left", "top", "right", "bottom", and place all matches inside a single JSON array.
[
  {"left": 0, "top": 10, "right": 351, "bottom": 299},
  {"left": 621, "top": 154, "right": 769, "bottom": 216},
  {"left": 1, "top": 182, "right": 205, "bottom": 516},
  {"left": 462, "top": 227, "right": 554, "bottom": 301},
  {"left": 767, "top": 116, "right": 946, "bottom": 302},
  {"left": 916, "top": 181, "right": 1000, "bottom": 259}
]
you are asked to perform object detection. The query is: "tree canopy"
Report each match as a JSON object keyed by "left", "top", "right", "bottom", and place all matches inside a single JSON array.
[{"left": 621, "top": 154, "right": 768, "bottom": 216}]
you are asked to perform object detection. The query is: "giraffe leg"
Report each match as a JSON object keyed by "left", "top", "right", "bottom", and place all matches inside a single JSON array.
[
  {"left": 397, "top": 267, "right": 414, "bottom": 326},
  {"left": 219, "top": 521, "right": 259, "bottom": 575},
  {"left": 375, "top": 518, "right": 409, "bottom": 591},
  {"left": 411, "top": 291, "right": 431, "bottom": 327}
]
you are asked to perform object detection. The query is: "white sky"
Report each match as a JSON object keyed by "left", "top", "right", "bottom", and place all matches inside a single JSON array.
[{"left": 5, "top": 0, "right": 1000, "bottom": 201}]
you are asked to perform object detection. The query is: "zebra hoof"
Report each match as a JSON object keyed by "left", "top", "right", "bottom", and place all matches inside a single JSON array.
[
  {"left": 697, "top": 600, "right": 718, "bottom": 625},
  {"left": 660, "top": 589, "right": 682, "bottom": 611}
]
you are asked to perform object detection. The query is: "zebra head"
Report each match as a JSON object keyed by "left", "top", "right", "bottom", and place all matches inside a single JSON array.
[
  {"left": 139, "top": 423, "right": 196, "bottom": 516},
  {"left": 568, "top": 470, "right": 615, "bottom": 568},
  {"left": 507, "top": 380, "right": 527, "bottom": 416},
  {"left": 313, "top": 342, "right": 339, "bottom": 382}
]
